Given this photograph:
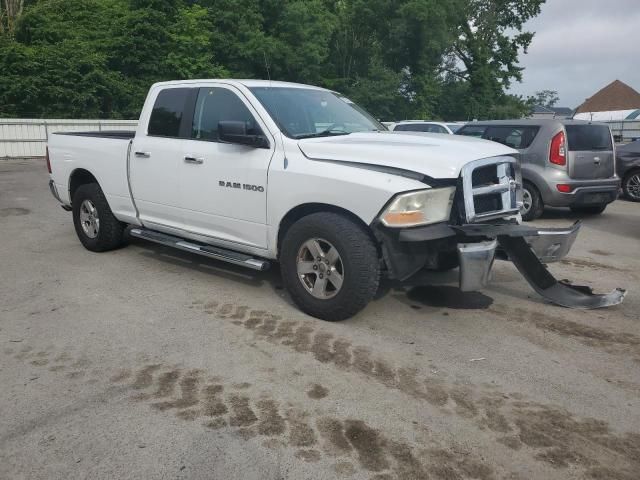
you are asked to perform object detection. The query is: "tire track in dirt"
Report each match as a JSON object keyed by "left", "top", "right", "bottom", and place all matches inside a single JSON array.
[
  {"left": 4, "top": 345, "right": 490, "bottom": 480},
  {"left": 189, "top": 300, "right": 640, "bottom": 480},
  {"left": 559, "top": 257, "right": 630, "bottom": 273},
  {"left": 489, "top": 304, "right": 640, "bottom": 359}
]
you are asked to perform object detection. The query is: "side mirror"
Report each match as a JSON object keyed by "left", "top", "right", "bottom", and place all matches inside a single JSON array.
[{"left": 218, "top": 121, "right": 269, "bottom": 148}]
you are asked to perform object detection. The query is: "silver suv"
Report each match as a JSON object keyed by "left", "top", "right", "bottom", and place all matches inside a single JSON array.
[{"left": 457, "top": 120, "right": 620, "bottom": 220}]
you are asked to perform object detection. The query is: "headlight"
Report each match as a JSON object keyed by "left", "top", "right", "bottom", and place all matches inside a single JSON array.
[{"left": 380, "top": 187, "right": 455, "bottom": 227}]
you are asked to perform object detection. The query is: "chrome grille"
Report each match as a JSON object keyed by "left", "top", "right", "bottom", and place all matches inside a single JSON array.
[{"left": 461, "top": 156, "right": 522, "bottom": 223}]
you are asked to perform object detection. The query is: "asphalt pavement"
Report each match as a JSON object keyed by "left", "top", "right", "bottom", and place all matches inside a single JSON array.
[{"left": 1, "top": 158, "right": 639, "bottom": 480}]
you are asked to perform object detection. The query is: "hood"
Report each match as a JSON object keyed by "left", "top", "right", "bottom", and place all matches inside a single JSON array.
[{"left": 297, "top": 131, "right": 517, "bottom": 179}]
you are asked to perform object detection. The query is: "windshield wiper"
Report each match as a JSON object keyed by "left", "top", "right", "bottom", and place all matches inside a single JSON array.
[{"left": 295, "top": 131, "right": 351, "bottom": 139}]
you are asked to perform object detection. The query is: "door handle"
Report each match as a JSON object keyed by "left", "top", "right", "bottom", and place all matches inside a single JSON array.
[
  {"left": 184, "top": 155, "right": 204, "bottom": 164},
  {"left": 134, "top": 151, "right": 150, "bottom": 158}
]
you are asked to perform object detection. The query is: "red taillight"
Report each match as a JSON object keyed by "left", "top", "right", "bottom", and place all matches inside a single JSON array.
[
  {"left": 46, "top": 146, "right": 52, "bottom": 173},
  {"left": 556, "top": 184, "right": 572, "bottom": 193},
  {"left": 549, "top": 131, "right": 566, "bottom": 166}
]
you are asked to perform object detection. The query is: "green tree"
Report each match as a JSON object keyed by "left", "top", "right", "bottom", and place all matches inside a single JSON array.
[
  {"left": 166, "top": 4, "right": 228, "bottom": 80},
  {"left": 0, "top": 0, "right": 545, "bottom": 121},
  {"left": 1, "top": 0, "right": 130, "bottom": 117},
  {"left": 324, "top": 0, "right": 459, "bottom": 120},
  {"left": 0, "top": 0, "right": 24, "bottom": 35},
  {"left": 531, "top": 89, "right": 559, "bottom": 108},
  {"left": 0, "top": 0, "right": 228, "bottom": 118},
  {"left": 447, "top": 0, "right": 545, "bottom": 119}
]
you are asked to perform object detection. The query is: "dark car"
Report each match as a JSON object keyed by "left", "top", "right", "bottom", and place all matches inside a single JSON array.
[{"left": 616, "top": 139, "right": 640, "bottom": 201}]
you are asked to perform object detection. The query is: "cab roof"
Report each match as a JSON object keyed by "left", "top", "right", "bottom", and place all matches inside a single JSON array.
[{"left": 151, "top": 79, "right": 328, "bottom": 91}]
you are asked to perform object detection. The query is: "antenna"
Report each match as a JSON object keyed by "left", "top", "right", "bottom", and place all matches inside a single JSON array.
[
  {"left": 262, "top": 50, "right": 287, "bottom": 168},
  {"left": 263, "top": 51, "right": 271, "bottom": 83}
]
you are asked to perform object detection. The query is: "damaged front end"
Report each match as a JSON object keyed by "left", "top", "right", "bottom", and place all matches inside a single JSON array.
[
  {"left": 454, "top": 221, "right": 626, "bottom": 308},
  {"left": 374, "top": 156, "right": 626, "bottom": 309}
]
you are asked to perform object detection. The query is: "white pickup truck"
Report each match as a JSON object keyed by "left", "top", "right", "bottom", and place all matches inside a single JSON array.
[{"left": 47, "top": 80, "right": 625, "bottom": 320}]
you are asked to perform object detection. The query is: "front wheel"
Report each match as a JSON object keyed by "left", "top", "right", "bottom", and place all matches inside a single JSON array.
[
  {"left": 570, "top": 204, "right": 607, "bottom": 215},
  {"left": 280, "top": 212, "right": 380, "bottom": 321},
  {"left": 72, "top": 183, "right": 125, "bottom": 252}
]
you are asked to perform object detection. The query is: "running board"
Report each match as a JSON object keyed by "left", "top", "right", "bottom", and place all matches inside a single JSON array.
[{"left": 129, "top": 228, "right": 270, "bottom": 271}]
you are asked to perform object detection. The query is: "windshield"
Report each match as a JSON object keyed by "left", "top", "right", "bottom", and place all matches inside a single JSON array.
[
  {"left": 249, "top": 87, "right": 384, "bottom": 139},
  {"left": 447, "top": 123, "right": 463, "bottom": 133}
]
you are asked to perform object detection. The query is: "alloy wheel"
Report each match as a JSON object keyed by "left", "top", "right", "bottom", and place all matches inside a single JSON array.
[
  {"left": 521, "top": 188, "right": 532, "bottom": 214},
  {"left": 296, "top": 238, "right": 344, "bottom": 299},
  {"left": 627, "top": 173, "right": 640, "bottom": 200},
  {"left": 79, "top": 199, "right": 100, "bottom": 238}
]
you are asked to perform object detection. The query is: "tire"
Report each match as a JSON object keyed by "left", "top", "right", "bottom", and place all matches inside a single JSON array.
[
  {"left": 521, "top": 182, "right": 543, "bottom": 221},
  {"left": 280, "top": 212, "right": 380, "bottom": 321},
  {"left": 72, "top": 183, "right": 125, "bottom": 252},
  {"left": 622, "top": 169, "right": 640, "bottom": 202},
  {"left": 570, "top": 204, "right": 607, "bottom": 215}
]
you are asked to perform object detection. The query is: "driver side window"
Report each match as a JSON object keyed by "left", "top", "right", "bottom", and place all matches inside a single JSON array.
[{"left": 191, "top": 87, "right": 261, "bottom": 142}]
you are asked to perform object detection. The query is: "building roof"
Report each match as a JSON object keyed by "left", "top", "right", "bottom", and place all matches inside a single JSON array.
[
  {"left": 575, "top": 80, "right": 640, "bottom": 114},
  {"left": 531, "top": 104, "right": 554, "bottom": 114},
  {"left": 550, "top": 107, "right": 574, "bottom": 116},
  {"left": 529, "top": 105, "right": 573, "bottom": 118}
]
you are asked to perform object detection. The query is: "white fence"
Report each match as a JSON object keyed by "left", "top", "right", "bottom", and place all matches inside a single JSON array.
[
  {"left": 0, "top": 119, "right": 138, "bottom": 158},
  {"left": 606, "top": 120, "right": 640, "bottom": 143},
  {"left": 2, "top": 117, "right": 637, "bottom": 159}
]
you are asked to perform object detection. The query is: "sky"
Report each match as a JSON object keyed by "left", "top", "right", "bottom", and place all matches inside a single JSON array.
[{"left": 508, "top": 0, "right": 640, "bottom": 109}]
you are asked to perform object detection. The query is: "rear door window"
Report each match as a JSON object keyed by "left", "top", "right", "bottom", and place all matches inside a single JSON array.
[
  {"left": 456, "top": 125, "right": 487, "bottom": 138},
  {"left": 483, "top": 126, "right": 539, "bottom": 149},
  {"left": 191, "top": 87, "right": 261, "bottom": 141},
  {"left": 148, "top": 88, "right": 192, "bottom": 137},
  {"left": 565, "top": 125, "right": 612, "bottom": 151}
]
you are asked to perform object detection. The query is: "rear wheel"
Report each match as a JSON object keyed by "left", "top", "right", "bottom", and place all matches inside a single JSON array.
[
  {"left": 570, "top": 204, "right": 607, "bottom": 215},
  {"left": 72, "top": 183, "right": 125, "bottom": 252},
  {"left": 622, "top": 170, "right": 640, "bottom": 202},
  {"left": 521, "top": 182, "right": 543, "bottom": 221},
  {"left": 280, "top": 212, "right": 380, "bottom": 321}
]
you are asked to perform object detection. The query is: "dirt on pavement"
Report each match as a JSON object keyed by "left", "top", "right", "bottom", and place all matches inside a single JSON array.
[{"left": 1, "top": 159, "right": 639, "bottom": 479}]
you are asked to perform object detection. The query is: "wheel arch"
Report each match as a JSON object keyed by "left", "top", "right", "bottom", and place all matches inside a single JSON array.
[
  {"left": 623, "top": 166, "right": 640, "bottom": 180},
  {"left": 521, "top": 168, "right": 550, "bottom": 206},
  {"left": 276, "top": 203, "right": 379, "bottom": 259},
  {"left": 69, "top": 168, "right": 99, "bottom": 203},
  {"left": 522, "top": 175, "right": 542, "bottom": 195}
]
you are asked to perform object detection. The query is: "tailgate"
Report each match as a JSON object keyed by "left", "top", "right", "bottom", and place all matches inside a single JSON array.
[{"left": 566, "top": 124, "right": 615, "bottom": 179}]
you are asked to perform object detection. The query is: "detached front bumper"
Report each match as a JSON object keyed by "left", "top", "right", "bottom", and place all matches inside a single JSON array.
[{"left": 375, "top": 221, "right": 626, "bottom": 309}]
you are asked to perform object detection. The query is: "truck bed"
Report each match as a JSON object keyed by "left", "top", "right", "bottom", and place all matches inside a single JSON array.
[{"left": 48, "top": 130, "right": 139, "bottom": 223}]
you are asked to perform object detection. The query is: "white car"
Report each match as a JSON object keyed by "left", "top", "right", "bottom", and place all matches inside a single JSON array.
[
  {"left": 389, "top": 121, "right": 466, "bottom": 134},
  {"left": 47, "top": 80, "right": 624, "bottom": 320}
]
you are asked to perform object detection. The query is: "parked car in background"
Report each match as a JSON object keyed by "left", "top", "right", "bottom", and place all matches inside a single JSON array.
[
  {"left": 616, "top": 139, "right": 640, "bottom": 201},
  {"left": 456, "top": 120, "right": 620, "bottom": 220},
  {"left": 390, "top": 121, "right": 465, "bottom": 134}
]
